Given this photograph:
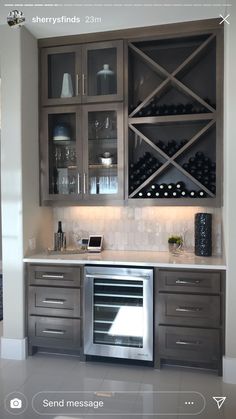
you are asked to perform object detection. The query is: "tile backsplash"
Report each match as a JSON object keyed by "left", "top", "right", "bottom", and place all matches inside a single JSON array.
[{"left": 52, "top": 206, "right": 222, "bottom": 256}]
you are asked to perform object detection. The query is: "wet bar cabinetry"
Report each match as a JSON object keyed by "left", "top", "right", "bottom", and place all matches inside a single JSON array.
[
  {"left": 39, "top": 19, "right": 223, "bottom": 206},
  {"left": 154, "top": 268, "right": 225, "bottom": 375}
]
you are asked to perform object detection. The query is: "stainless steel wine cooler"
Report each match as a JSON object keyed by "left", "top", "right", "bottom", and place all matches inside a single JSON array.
[{"left": 84, "top": 266, "right": 153, "bottom": 361}]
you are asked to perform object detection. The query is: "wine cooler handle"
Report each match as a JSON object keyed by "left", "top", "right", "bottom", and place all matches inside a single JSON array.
[
  {"left": 82, "top": 74, "right": 86, "bottom": 96},
  {"left": 42, "top": 274, "right": 64, "bottom": 279},
  {"left": 75, "top": 74, "right": 80, "bottom": 96},
  {"left": 42, "top": 329, "right": 65, "bottom": 335},
  {"left": 86, "top": 273, "right": 149, "bottom": 281}
]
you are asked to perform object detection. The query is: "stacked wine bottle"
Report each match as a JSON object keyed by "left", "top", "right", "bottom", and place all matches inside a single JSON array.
[
  {"left": 135, "top": 181, "right": 208, "bottom": 199},
  {"left": 182, "top": 151, "right": 216, "bottom": 194},
  {"left": 129, "top": 152, "right": 162, "bottom": 193},
  {"left": 129, "top": 98, "right": 215, "bottom": 117},
  {"left": 156, "top": 139, "right": 188, "bottom": 156}
]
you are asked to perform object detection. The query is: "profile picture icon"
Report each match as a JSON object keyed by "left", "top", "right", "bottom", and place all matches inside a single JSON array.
[{"left": 7, "top": 10, "right": 25, "bottom": 28}]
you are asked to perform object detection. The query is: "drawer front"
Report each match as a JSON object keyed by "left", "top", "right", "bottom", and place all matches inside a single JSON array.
[
  {"left": 158, "top": 294, "right": 220, "bottom": 327},
  {"left": 159, "top": 326, "right": 220, "bottom": 363},
  {"left": 158, "top": 270, "right": 221, "bottom": 294},
  {"left": 29, "top": 265, "right": 81, "bottom": 287},
  {"left": 29, "top": 287, "right": 80, "bottom": 317},
  {"left": 28, "top": 316, "right": 80, "bottom": 349}
]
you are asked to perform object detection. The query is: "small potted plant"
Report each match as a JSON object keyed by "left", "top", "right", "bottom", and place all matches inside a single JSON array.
[{"left": 168, "top": 235, "right": 183, "bottom": 254}]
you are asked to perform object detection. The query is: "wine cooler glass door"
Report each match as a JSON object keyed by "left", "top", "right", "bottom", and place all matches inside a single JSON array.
[{"left": 84, "top": 267, "right": 153, "bottom": 361}]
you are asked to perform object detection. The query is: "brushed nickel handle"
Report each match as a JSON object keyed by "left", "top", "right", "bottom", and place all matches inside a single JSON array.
[
  {"left": 86, "top": 274, "right": 149, "bottom": 281},
  {"left": 42, "top": 329, "right": 65, "bottom": 335},
  {"left": 42, "top": 299, "right": 65, "bottom": 305},
  {"left": 75, "top": 73, "right": 80, "bottom": 96},
  {"left": 78, "top": 173, "right": 80, "bottom": 194},
  {"left": 176, "top": 306, "right": 202, "bottom": 313},
  {"left": 176, "top": 339, "right": 202, "bottom": 346},
  {"left": 175, "top": 279, "right": 201, "bottom": 285},
  {"left": 42, "top": 274, "right": 64, "bottom": 279},
  {"left": 83, "top": 173, "right": 87, "bottom": 194},
  {"left": 82, "top": 74, "right": 86, "bottom": 96}
]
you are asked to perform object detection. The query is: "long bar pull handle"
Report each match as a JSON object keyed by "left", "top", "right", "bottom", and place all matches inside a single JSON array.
[
  {"left": 175, "top": 306, "right": 202, "bottom": 313},
  {"left": 175, "top": 279, "right": 201, "bottom": 285},
  {"left": 75, "top": 74, "right": 80, "bottom": 96},
  {"left": 82, "top": 74, "right": 86, "bottom": 96},
  {"left": 176, "top": 340, "right": 201, "bottom": 346},
  {"left": 42, "top": 299, "right": 65, "bottom": 305},
  {"left": 83, "top": 173, "right": 87, "bottom": 194},
  {"left": 78, "top": 173, "right": 80, "bottom": 194},
  {"left": 42, "top": 329, "right": 65, "bottom": 335},
  {"left": 42, "top": 274, "right": 64, "bottom": 279},
  {"left": 86, "top": 274, "right": 149, "bottom": 281}
]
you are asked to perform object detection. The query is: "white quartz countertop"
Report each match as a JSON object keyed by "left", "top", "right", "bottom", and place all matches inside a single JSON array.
[{"left": 23, "top": 250, "right": 226, "bottom": 270}]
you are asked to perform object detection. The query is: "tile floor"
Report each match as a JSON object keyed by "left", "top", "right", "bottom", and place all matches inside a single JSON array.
[{"left": 0, "top": 345, "right": 235, "bottom": 419}]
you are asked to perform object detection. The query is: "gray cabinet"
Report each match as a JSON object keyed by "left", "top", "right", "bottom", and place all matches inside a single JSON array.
[
  {"left": 40, "top": 103, "right": 124, "bottom": 204},
  {"left": 155, "top": 268, "right": 225, "bottom": 375},
  {"left": 27, "top": 264, "right": 82, "bottom": 355}
]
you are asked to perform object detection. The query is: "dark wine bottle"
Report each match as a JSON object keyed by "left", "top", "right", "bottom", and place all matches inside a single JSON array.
[
  {"left": 209, "top": 184, "right": 216, "bottom": 194},
  {"left": 189, "top": 157, "right": 196, "bottom": 164},
  {"left": 176, "top": 181, "right": 185, "bottom": 190},
  {"left": 195, "top": 151, "right": 204, "bottom": 160},
  {"left": 189, "top": 190, "right": 196, "bottom": 198},
  {"left": 181, "top": 190, "right": 188, "bottom": 197},
  {"left": 57, "top": 221, "right": 63, "bottom": 233},
  {"left": 159, "top": 183, "right": 167, "bottom": 191},
  {"left": 172, "top": 190, "right": 180, "bottom": 198},
  {"left": 138, "top": 192, "right": 143, "bottom": 197},
  {"left": 183, "top": 163, "right": 189, "bottom": 171},
  {"left": 198, "top": 190, "right": 206, "bottom": 198},
  {"left": 146, "top": 190, "right": 153, "bottom": 198},
  {"left": 168, "top": 183, "right": 175, "bottom": 190}
]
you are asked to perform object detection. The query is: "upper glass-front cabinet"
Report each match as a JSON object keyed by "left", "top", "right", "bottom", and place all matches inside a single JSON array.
[
  {"left": 41, "top": 41, "right": 123, "bottom": 105},
  {"left": 83, "top": 103, "right": 124, "bottom": 201}
]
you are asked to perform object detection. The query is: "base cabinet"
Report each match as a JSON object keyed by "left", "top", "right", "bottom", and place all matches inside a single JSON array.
[
  {"left": 154, "top": 269, "right": 225, "bottom": 375},
  {"left": 27, "top": 264, "right": 83, "bottom": 356}
]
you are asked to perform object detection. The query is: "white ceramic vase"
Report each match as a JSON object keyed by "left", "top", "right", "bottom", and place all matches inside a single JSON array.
[{"left": 61, "top": 73, "right": 74, "bottom": 98}]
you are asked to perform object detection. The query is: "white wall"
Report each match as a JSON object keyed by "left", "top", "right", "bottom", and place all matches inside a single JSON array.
[
  {"left": 0, "top": 26, "right": 52, "bottom": 359},
  {"left": 223, "top": 2, "right": 236, "bottom": 384}
]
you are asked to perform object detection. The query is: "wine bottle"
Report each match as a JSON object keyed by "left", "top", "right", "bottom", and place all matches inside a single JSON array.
[
  {"left": 146, "top": 191, "right": 153, "bottom": 198},
  {"left": 189, "top": 190, "right": 196, "bottom": 198},
  {"left": 181, "top": 190, "right": 188, "bottom": 197},
  {"left": 195, "top": 151, "right": 204, "bottom": 160},
  {"left": 163, "top": 191, "right": 170, "bottom": 198},
  {"left": 168, "top": 183, "right": 175, "bottom": 190},
  {"left": 138, "top": 192, "right": 143, "bottom": 197},
  {"left": 189, "top": 157, "right": 196, "bottom": 164},
  {"left": 176, "top": 181, "right": 185, "bottom": 190},
  {"left": 172, "top": 190, "right": 180, "bottom": 198},
  {"left": 159, "top": 183, "right": 167, "bottom": 191},
  {"left": 183, "top": 163, "right": 189, "bottom": 171},
  {"left": 209, "top": 184, "right": 216, "bottom": 194},
  {"left": 198, "top": 190, "right": 206, "bottom": 198}
]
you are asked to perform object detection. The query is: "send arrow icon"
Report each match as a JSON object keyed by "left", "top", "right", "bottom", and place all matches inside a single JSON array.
[{"left": 212, "top": 396, "right": 226, "bottom": 410}]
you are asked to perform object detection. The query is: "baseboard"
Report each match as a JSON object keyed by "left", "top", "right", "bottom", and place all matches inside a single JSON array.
[
  {"left": 0, "top": 337, "right": 28, "bottom": 360},
  {"left": 223, "top": 356, "right": 236, "bottom": 384}
]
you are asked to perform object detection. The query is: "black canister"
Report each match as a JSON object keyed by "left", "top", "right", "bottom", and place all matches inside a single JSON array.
[{"left": 194, "top": 212, "right": 212, "bottom": 257}]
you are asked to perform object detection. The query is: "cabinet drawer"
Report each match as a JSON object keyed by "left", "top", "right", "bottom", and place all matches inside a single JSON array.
[
  {"left": 28, "top": 265, "right": 81, "bottom": 287},
  {"left": 159, "top": 326, "right": 220, "bottom": 364},
  {"left": 158, "top": 294, "right": 220, "bottom": 327},
  {"left": 158, "top": 270, "right": 221, "bottom": 294},
  {"left": 29, "top": 287, "right": 80, "bottom": 318},
  {"left": 28, "top": 316, "right": 80, "bottom": 349}
]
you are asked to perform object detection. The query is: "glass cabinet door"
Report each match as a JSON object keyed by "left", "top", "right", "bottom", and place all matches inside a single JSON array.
[
  {"left": 41, "top": 46, "right": 81, "bottom": 105},
  {"left": 83, "top": 103, "right": 124, "bottom": 201},
  {"left": 41, "top": 107, "right": 82, "bottom": 203},
  {"left": 82, "top": 41, "right": 123, "bottom": 102}
]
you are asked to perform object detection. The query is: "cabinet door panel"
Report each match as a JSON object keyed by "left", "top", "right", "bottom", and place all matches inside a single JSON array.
[
  {"left": 158, "top": 293, "right": 220, "bottom": 327},
  {"left": 82, "top": 103, "right": 124, "bottom": 201},
  {"left": 158, "top": 326, "right": 220, "bottom": 364},
  {"left": 28, "top": 265, "right": 81, "bottom": 287},
  {"left": 29, "top": 287, "right": 80, "bottom": 318},
  {"left": 82, "top": 41, "right": 123, "bottom": 103},
  {"left": 41, "top": 46, "right": 82, "bottom": 105},
  {"left": 158, "top": 270, "right": 221, "bottom": 293},
  {"left": 40, "top": 106, "right": 83, "bottom": 203}
]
